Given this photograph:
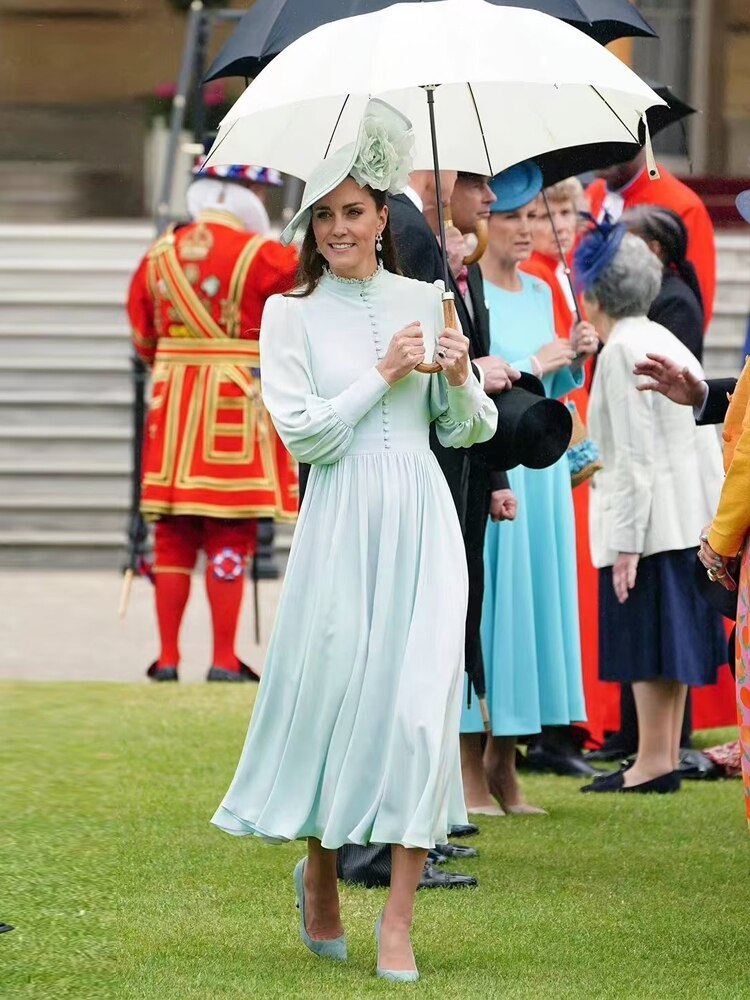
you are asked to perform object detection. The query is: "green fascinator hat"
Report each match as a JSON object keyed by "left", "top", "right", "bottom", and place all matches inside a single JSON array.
[{"left": 280, "top": 98, "right": 415, "bottom": 246}]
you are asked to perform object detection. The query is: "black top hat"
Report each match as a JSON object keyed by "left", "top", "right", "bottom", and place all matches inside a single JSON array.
[{"left": 474, "top": 373, "right": 573, "bottom": 472}]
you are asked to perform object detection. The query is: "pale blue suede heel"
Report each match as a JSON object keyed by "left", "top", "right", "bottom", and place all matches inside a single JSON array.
[
  {"left": 374, "top": 912, "right": 420, "bottom": 983},
  {"left": 293, "top": 858, "right": 347, "bottom": 961}
]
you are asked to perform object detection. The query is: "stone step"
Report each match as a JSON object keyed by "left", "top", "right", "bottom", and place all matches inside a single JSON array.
[
  {"left": 0, "top": 532, "right": 128, "bottom": 570},
  {"left": 0, "top": 463, "right": 130, "bottom": 499},
  {"left": 0, "top": 497, "right": 130, "bottom": 535},
  {"left": 0, "top": 324, "right": 131, "bottom": 359},
  {"left": 0, "top": 392, "right": 133, "bottom": 429},
  {"left": 0, "top": 291, "right": 127, "bottom": 326},
  {"left": 0, "top": 259, "right": 134, "bottom": 295},
  {"left": 0, "top": 359, "right": 131, "bottom": 393},
  {"left": 0, "top": 222, "right": 152, "bottom": 263},
  {"left": 0, "top": 427, "right": 132, "bottom": 464}
]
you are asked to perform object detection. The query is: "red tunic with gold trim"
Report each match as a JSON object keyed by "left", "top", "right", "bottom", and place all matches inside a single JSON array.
[{"left": 127, "top": 208, "right": 298, "bottom": 521}]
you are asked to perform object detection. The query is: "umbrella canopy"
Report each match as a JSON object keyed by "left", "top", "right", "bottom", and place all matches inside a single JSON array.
[
  {"left": 204, "top": 0, "right": 664, "bottom": 183},
  {"left": 532, "top": 81, "right": 696, "bottom": 187},
  {"left": 204, "top": 0, "right": 656, "bottom": 82}
]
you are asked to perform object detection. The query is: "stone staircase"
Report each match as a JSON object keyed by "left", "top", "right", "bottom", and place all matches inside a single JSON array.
[{"left": 0, "top": 222, "right": 747, "bottom": 569}]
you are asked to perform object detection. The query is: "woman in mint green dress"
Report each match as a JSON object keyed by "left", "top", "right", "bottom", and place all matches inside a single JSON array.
[
  {"left": 460, "top": 162, "right": 599, "bottom": 815},
  {"left": 211, "top": 103, "right": 496, "bottom": 982}
]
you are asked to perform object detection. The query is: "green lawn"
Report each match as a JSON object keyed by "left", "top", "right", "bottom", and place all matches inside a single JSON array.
[{"left": 1, "top": 682, "right": 747, "bottom": 1000}]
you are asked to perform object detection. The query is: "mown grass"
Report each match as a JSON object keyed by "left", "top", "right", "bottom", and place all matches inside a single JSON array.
[{"left": 1, "top": 682, "right": 747, "bottom": 1000}]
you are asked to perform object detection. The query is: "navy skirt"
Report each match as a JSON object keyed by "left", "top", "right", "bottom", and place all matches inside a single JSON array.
[{"left": 599, "top": 548, "right": 727, "bottom": 686}]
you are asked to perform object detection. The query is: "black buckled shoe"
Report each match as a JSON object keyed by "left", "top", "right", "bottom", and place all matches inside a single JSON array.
[
  {"left": 581, "top": 770, "right": 625, "bottom": 793},
  {"left": 449, "top": 823, "right": 480, "bottom": 839},
  {"left": 430, "top": 842, "right": 479, "bottom": 863},
  {"left": 419, "top": 863, "right": 477, "bottom": 889},
  {"left": 146, "top": 661, "right": 178, "bottom": 682},
  {"left": 207, "top": 661, "right": 261, "bottom": 683}
]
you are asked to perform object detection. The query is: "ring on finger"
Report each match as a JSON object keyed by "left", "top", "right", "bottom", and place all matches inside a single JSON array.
[
  {"left": 707, "top": 567, "right": 717, "bottom": 581},
  {"left": 437, "top": 350, "right": 446, "bottom": 359}
]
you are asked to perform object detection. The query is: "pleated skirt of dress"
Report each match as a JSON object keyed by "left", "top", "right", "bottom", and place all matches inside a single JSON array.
[{"left": 212, "top": 451, "right": 469, "bottom": 849}]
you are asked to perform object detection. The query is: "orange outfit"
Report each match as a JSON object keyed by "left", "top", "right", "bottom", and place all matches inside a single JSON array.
[
  {"left": 707, "top": 359, "right": 750, "bottom": 826},
  {"left": 521, "top": 250, "right": 614, "bottom": 744},
  {"left": 586, "top": 166, "right": 716, "bottom": 328},
  {"left": 128, "top": 208, "right": 299, "bottom": 522}
]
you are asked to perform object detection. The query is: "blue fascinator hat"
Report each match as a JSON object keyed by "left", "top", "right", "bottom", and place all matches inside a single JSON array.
[
  {"left": 489, "top": 161, "right": 543, "bottom": 213},
  {"left": 573, "top": 215, "right": 627, "bottom": 294}
]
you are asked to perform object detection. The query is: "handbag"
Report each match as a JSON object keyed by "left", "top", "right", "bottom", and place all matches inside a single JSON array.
[{"left": 566, "top": 400, "right": 602, "bottom": 488}]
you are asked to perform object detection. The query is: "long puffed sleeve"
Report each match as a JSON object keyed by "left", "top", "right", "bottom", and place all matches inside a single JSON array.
[
  {"left": 430, "top": 371, "right": 498, "bottom": 449},
  {"left": 259, "top": 294, "right": 390, "bottom": 465}
]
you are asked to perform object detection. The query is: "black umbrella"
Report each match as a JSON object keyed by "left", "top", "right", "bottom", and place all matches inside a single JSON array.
[
  {"left": 533, "top": 82, "right": 696, "bottom": 188},
  {"left": 204, "top": 0, "right": 656, "bottom": 82}
]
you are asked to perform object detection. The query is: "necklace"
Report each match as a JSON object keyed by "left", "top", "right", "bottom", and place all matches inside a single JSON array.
[{"left": 324, "top": 262, "right": 383, "bottom": 284}]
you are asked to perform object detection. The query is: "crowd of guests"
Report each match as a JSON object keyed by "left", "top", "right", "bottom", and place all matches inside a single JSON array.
[{"left": 439, "top": 149, "right": 740, "bottom": 809}]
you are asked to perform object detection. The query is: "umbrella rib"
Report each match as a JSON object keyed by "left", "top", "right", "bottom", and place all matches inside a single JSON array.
[
  {"left": 202, "top": 119, "right": 237, "bottom": 168},
  {"left": 466, "top": 83, "right": 493, "bottom": 176},
  {"left": 590, "top": 86, "right": 639, "bottom": 143},
  {"left": 323, "top": 96, "right": 350, "bottom": 159}
]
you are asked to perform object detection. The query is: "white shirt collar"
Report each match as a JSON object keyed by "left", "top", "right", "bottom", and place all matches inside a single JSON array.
[{"left": 403, "top": 185, "right": 423, "bottom": 213}]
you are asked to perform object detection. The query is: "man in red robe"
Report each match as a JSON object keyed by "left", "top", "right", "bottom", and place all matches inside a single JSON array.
[
  {"left": 127, "top": 162, "right": 298, "bottom": 682},
  {"left": 586, "top": 152, "right": 716, "bottom": 328}
]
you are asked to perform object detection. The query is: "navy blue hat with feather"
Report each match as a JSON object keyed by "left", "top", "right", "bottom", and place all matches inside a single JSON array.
[{"left": 573, "top": 215, "right": 627, "bottom": 295}]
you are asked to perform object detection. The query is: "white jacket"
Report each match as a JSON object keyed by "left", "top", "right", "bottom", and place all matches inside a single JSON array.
[{"left": 588, "top": 316, "right": 724, "bottom": 569}]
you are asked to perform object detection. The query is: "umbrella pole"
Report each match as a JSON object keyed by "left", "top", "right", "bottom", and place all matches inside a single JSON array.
[
  {"left": 416, "top": 86, "right": 456, "bottom": 374},
  {"left": 541, "top": 190, "right": 582, "bottom": 323}
]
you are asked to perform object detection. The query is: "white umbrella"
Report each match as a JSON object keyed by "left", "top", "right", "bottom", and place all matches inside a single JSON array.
[{"left": 205, "top": 0, "right": 665, "bottom": 182}]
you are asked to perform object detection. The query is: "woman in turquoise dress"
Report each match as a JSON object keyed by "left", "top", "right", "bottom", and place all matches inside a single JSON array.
[
  {"left": 211, "top": 102, "right": 497, "bottom": 982},
  {"left": 460, "top": 161, "right": 599, "bottom": 814}
]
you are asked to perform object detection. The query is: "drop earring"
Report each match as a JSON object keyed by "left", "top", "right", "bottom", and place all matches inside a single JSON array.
[{"left": 375, "top": 232, "right": 383, "bottom": 254}]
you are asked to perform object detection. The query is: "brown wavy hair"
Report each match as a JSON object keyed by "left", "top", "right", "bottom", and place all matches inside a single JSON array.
[{"left": 288, "top": 184, "right": 401, "bottom": 297}]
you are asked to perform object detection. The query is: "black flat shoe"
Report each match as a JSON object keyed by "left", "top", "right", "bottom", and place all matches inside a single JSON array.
[
  {"left": 430, "top": 842, "right": 479, "bottom": 862},
  {"left": 0, "top": 924, "right": 14, "bottom": 934},
  {"left": 146, "top": 662, "right": 178, "bottom": 682},
  {"left": 206, "top": 662, "right": 260, "bottom": 683},
  {"left": 620, "top": 771, "right": 681, "bottom": 794},
  {"left": 419, "top": 863, "right": 477, "bottom": 889},
  {"left": 524, "top": 745, "right": 606, "bottom": 778},
  {"left": 449, "top": 823, "right": 480, "bottom": 838}
]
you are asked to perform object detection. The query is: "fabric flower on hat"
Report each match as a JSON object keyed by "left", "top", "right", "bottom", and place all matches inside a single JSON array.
[{"left": 351, "top": 115, "right": 414, "bottom": 195}]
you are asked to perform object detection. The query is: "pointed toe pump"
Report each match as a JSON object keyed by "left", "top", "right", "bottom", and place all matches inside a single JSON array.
[
  {"left": 293, "top": 858, "right": 347, "bottom": 961},
  {"left": 374, "top": 912, "right": 420, "bottom": 983}
]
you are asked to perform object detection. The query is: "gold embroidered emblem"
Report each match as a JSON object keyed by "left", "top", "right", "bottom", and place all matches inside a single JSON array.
[{"left": 179, "top": 223, "right": 213, "bottom": 261}]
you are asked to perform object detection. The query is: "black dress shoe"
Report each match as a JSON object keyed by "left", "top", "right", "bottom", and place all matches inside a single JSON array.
[
  {"left": 678, "top": 748, "right": 719, "bottom": 781},
  {"left": 419, "top": 863, "right": 477, "bottom": 889},
  {"left": 449, "top": 823, "right": 480, "bottom": 838},
  {"left": 0, "top": 924, "right": 14, "bottom": 934},
  {"left": 524, "top": 745, "right": 606, "bottom": 778},
  {"left": 207, "top": 662, "right": 260, "bottom": 683},
  {"left": 585, "top": 736, "right": 637, "bottom": 763},
  {"left": 430, "top": 842, "right": 479, "bottom": 862},
  {"left": 146, "top": 662, "right": 178, "bottom": 682}
]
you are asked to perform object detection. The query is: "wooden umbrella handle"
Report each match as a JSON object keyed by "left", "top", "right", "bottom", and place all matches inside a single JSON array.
[
  {"left": 463, "top": 218, "right": 489, "bottom": 266},
  {"left": 415, "top": 293, "right": 458, "bottom": 374}
]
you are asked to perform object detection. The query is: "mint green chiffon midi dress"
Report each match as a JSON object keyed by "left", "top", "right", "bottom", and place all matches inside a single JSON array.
[{"left": 212, "top": 267, "right": 497, "bottom": 849}]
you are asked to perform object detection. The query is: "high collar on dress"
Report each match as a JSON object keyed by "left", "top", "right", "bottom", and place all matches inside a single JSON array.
[{"left": 319, "top": 263, "right": 386, "bottom": 298}]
